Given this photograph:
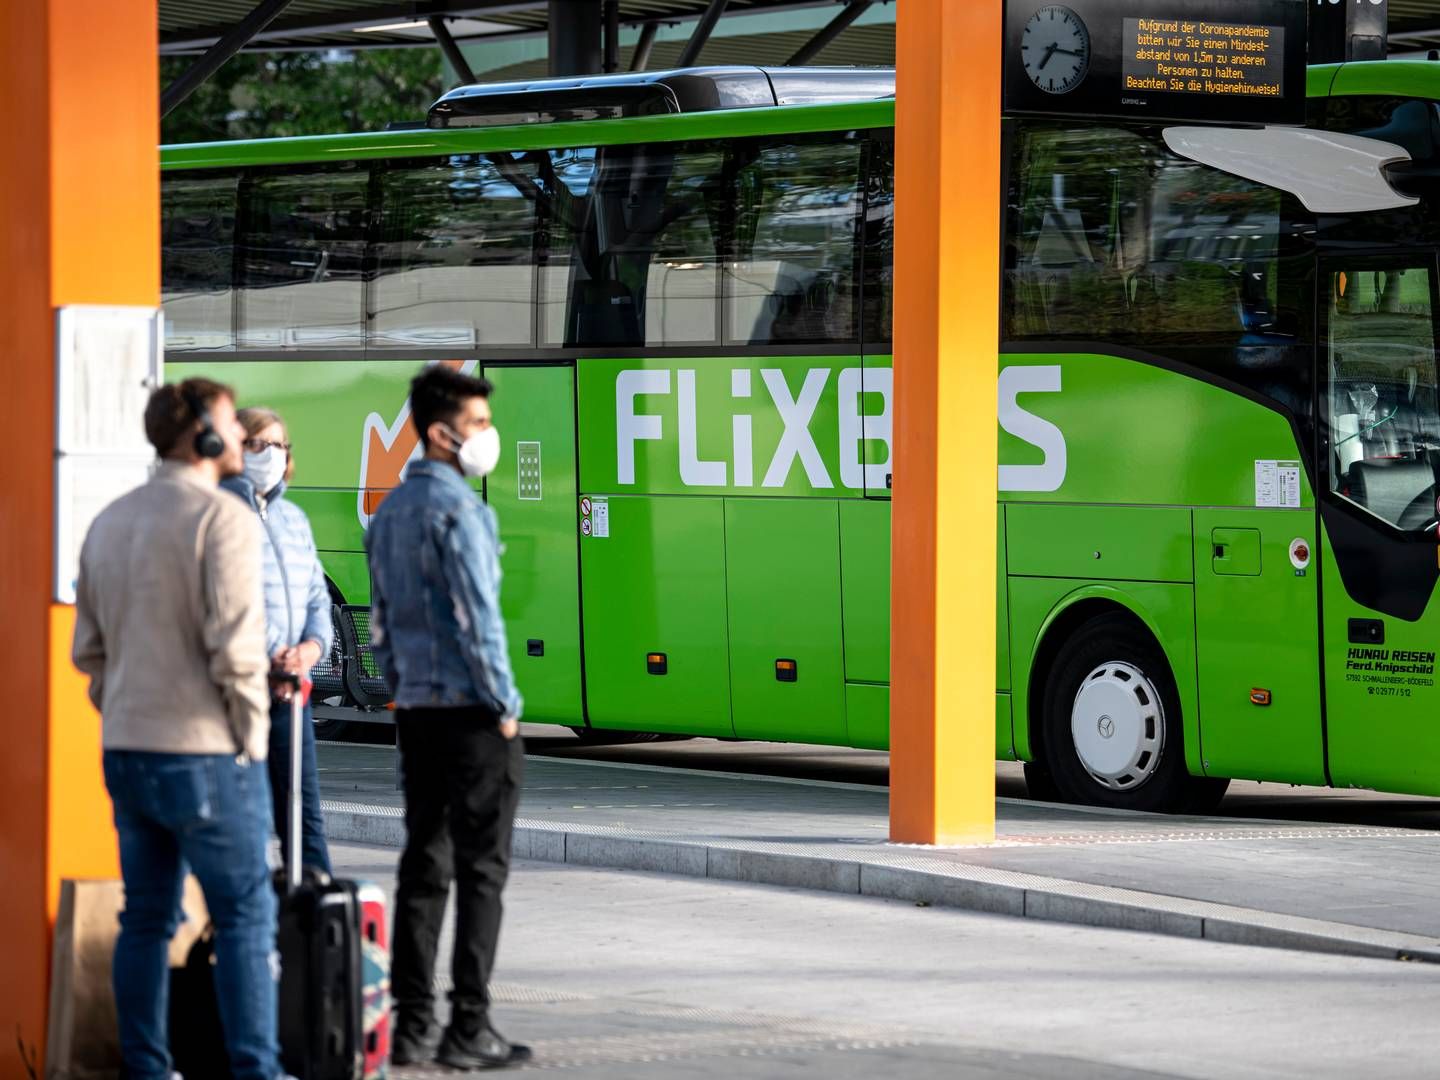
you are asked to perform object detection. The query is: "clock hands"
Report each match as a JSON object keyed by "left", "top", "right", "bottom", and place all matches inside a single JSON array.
[{"left": 1036, "top": 41, "right": 1083, "bottom": 71}]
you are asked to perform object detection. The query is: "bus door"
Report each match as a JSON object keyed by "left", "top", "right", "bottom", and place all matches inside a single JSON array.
[
  {"left": 832, "top": 127, "right": 896, "bottom": 750},
  {"left": 483, "top": 363, "right": 585, "bottom": 727},
  {"left": 1318, "top": 256, "right": 1440, "bottom": 796}
]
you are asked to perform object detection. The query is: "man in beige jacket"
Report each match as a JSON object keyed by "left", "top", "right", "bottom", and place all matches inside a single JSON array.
[{"left": 73, "top": 377, "right": 286, "bottom": 1080}]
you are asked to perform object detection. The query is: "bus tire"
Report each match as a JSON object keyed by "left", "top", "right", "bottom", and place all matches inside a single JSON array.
[
  {"left": 1039, "top": 612, "right": 1226, "bottom": 813},
  {"left": 1021, "top": 760, "right": 1062, "bottom": 802},
  {"left": 567, "top": 727, "right": 692, "bottom": 745},
  {"left": 312, "top": 714, "right": 350, "bottom": 741}
]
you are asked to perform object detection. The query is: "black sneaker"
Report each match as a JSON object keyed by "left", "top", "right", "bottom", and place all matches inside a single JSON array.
[
  {"left": 391, "top": 1021, "right": 442, "bottom": 1067},
  {"left": 435, "top": 1023, "right": 533, "bottom": 1070}
]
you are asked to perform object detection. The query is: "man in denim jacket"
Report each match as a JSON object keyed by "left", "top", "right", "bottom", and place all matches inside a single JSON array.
[{"left": 365, "top": 365, "right": 529, "bottom": 1070}]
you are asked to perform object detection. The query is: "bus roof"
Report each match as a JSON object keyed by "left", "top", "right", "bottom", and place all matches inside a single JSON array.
[
  {"left": 164, "top": 60, "right": 1440, "bottom": 173},
  {"left": 161, "top": 96, "right": 895, "bottom": 171},
  {"left": 1309, "top": 59, "right": 1440, "bottom": 101},
  {"left": 429, "top": 66, "right": 895, "bottom": 127}
]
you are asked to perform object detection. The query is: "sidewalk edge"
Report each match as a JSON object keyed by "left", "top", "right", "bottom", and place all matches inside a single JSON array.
[{"left": 321, "top": 803, "right": 1440, "bottom": 966}]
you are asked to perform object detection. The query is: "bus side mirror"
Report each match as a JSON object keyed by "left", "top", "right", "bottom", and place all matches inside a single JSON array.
[{"left": 1382, "top": 159, "right": 1440, "bottom": 200}]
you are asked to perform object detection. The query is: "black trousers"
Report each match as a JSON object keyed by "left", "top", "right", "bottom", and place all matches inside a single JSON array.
[{"left": 392, "top": 706, "right": 523, "bottom": 1034}]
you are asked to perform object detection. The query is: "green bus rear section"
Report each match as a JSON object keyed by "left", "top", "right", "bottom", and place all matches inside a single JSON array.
[{"left": 165, "top": 60, "right": 1440, "bottom": 800}]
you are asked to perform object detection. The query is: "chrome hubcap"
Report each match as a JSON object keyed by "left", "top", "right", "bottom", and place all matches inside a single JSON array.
[{"left": 1071, "top": 661, "right": 1164, "bottom": 791}]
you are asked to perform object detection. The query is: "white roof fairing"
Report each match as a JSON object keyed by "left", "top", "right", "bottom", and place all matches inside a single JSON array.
[{"left": 1162, "top": 126, "right": 1420, "bottom": 214}]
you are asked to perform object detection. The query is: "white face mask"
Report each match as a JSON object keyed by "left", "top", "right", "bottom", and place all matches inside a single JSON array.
[
  {"left": 444, "top": 424, "right": 502, "bottom": 478},
  {"left": 243, "top": 446, "right": 287, "bottom": 494}
]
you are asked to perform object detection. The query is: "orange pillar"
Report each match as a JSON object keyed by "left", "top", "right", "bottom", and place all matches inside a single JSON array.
[
  {"left": 889, "top": 0, "right": 1002, "bottom": 844},
  {"left": 0, "top": 1, "right": 156, "bottom": 1068}
]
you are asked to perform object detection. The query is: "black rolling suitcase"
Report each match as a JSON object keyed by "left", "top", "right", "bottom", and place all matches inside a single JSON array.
[
  {"left": 171, "top": 678, "right": 391, "bottom": 1080},
  {"left": 275, "top": 674, "right": 391, "bottom": 1080}
]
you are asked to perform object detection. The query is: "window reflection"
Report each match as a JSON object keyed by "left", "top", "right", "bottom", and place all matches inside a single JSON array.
[
  {"left": 1006, "top": 125, "right": 1287, "bottom": 343},
  {"left": 162, "top": 174, "right": 238, "bottom": 352},
  {"left": 539, "top": 144, "right": 723, "bottom": 348},
  {"left": 727, "top": 139, "right": 862, "bottom": 345},
  {"left": 373, "top": 155, "right": 538, "bottom": 348},
  {"left": 163, "top": 131, "right": 882, "bottom": 356},
  {"left": 1327, "top": 266, "right": 1440, "bottom": 531},
  {"left": 239, "top": 168, "right": 368, "bottom": 349},
  {"left": 862, "top": 136, "right": 894, "bottom": 347}
]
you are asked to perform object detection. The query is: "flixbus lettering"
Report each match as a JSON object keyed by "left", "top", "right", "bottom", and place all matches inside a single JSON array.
[
  {"left": 593, "top": 360, "right": 1067, "bottom": 496},
  {"left": 614, "top": 364, "right": 892, "bottom": 493}
]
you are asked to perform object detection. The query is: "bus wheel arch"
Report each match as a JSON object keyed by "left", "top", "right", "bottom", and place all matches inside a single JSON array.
[{"left": 1027, "top": 598, "right": 1226, "bottom": 814}]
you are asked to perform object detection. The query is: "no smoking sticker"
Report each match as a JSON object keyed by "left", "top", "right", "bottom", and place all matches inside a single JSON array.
[{"left": 578, "top": 495, "right": 609, "bottom": 538}]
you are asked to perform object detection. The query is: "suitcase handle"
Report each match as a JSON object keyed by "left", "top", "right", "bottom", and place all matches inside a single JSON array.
[{"left": 273, "top": 671, "right": 304, "bottom": 896}]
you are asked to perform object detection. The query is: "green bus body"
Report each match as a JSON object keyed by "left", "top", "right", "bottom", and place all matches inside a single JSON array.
[{"left": 161, "top": 62, "right": 1440, "bottom": 808}]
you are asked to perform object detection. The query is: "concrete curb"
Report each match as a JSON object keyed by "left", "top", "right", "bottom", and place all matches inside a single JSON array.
[{"left": 322, "top": 800, "right": 1440, "bottom": 966}]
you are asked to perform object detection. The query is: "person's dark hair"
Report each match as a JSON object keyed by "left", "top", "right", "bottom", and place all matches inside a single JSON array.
[
  {"left": 410, "top": 366, "right": 493, "bottom": 449},
  {"left": 144, "top": 377, "right": 234, "bottom": 458}
]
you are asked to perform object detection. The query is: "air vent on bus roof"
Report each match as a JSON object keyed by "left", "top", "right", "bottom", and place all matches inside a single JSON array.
[{"left": 426, "top": 66, "right": 895, "bottom": 129}]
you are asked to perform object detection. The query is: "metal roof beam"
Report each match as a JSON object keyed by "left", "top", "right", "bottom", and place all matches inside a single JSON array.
[
  {"left": 549, "top": 0, "right": 602, "bottom": 74},
  {"left": 629, "top": 21, "right": 659, "bottom": 70},
  {"left": 429, "top": 14, "right": 478, "bottom": 84},
  {"left": 604, "top": 0, "right": 621, "bottom": 73},
  {"left": 159, "top": 2, "right": 548, "bottom": 53},
  {"left": 677, "top": 0, "right": 729, "bottom": 67},
  {"left": 786, "top": 0, "right": 873, "bottom": 65},
  {"left": 161, "top": 0, "right": 296, "bottom": 117}
]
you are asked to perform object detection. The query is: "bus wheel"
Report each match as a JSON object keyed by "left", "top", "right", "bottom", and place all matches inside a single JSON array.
[
  {"left": 567, "top": 727, "right": 692, "bottom": 745},
  {"left": 1040, "top": 612, "right": 1226, "bottom": 813},
  {"left": 312, "top": 714, "right": 350, "bottom": 741},
  {"left": 1021, "top": 760, "right": 1062, "bottom": 802}
]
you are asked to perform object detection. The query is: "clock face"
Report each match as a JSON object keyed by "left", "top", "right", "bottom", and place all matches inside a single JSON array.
[{"left": 1022, "top": 5, "right": 1091, "bottom": 95}]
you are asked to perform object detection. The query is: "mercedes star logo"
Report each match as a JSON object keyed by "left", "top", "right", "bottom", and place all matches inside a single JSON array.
[{"left": 1097, "top": 715, "right": 1115, "bottom": 739}]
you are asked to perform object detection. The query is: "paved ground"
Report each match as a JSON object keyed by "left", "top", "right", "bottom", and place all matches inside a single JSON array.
[
  {"left": 335, "top": 721, "right": 1440, "bottom": 831},
  {"left": 332, "top": 842, "right": 1440, "bottom": 1079},
  {"left": 317, "top": 735, "right": 1440, "bottom": 941}
]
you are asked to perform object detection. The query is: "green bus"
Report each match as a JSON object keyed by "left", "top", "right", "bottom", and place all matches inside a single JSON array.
[{"left": 161, "top": 61, "right": 1440, "bottom": 812}]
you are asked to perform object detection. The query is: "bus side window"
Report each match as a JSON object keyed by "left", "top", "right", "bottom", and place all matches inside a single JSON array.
[
  {"left": 237, "top": 164, "right": 369, "bottom": 351},
  {"left": 371, "top": 154, "right": 539, "bottom": 349},
  {"left": 861, "top": 131, "right": 894, "bottom": 350},
  {"left": 726, "top": 134, "right": 863, "bottom": 347},
  {"left": 538, "top": 143, "right": 724, "bottom": 349},
  {"left": 1004, "top": 123, "right": 1284, "bottom": 345},
  {"left": 162, "top": 172, "right": 239, "bottom": 353}
]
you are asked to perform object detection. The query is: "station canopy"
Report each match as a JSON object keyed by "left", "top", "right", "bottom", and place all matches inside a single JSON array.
[
  {"left": 159, "top": 2, "right": 1440, "bottom": 72},
  {"left": 159, "top": 1, "right": 896, "bottom": 68},
  {"left": 1390, "top": 0, "right": 1440, "bottom": 54}
]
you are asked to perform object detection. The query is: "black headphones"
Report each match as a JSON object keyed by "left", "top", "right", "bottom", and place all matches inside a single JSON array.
[{"left": 180, "top": 385, "right": 225, "bottom": 460}]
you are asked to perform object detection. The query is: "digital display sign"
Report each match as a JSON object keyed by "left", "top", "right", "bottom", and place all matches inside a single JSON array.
[{"left": 1004, "top": 0, "right": 1307, "bottom": 125}]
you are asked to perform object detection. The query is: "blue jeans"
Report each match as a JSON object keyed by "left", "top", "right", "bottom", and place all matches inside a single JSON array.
[
  {"left": 103, "top": 751, "right": 280, "bottom": 1080},
  {"left": 266, "top": 700, "right": 332, "bottom": 875}
]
